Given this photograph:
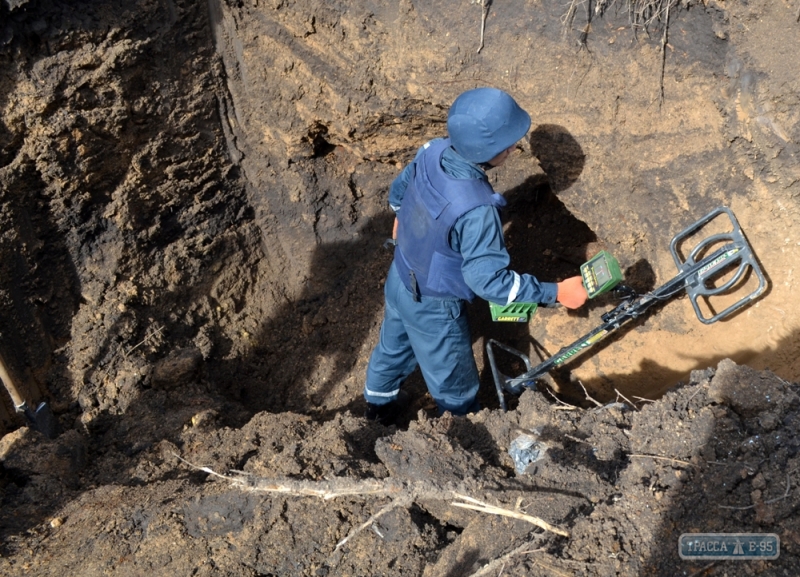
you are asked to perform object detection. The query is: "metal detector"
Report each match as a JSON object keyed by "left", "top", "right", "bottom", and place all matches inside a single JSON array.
[{"left": 487, "top": 206, "right": 768, "bottom": 411}]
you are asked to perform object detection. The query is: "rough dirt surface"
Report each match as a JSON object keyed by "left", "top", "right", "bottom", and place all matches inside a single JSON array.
[{"left": 1, "top": 0, "right": 799, "bottom": 575}]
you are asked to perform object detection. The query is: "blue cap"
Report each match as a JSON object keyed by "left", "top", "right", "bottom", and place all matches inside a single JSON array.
[{"left": 447, "top": 88, "right": 531, "bottom": 163}]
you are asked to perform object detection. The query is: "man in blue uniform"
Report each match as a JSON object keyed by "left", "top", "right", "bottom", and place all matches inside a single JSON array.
[{"left": 364, "top": 87, "right": 587, "bottom": 423}]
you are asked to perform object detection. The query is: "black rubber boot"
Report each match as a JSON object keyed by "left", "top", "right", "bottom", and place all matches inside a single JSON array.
[{"left": 365, "top": 390, "right": 410, "bottom": 426}]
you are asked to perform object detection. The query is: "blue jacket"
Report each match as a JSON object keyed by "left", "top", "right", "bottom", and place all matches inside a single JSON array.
[{"left": 390, "top": 138, "right": 558, "bottom": 305}]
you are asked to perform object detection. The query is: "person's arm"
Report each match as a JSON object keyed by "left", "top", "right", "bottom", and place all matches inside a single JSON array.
[
  {"left": 453, "top": 206, "right": 557, "bottom": 305},
  {"left": 388, "top": 164, "right": 413, "bottom": 213},
  {"left": 453, "top": 206, "right": 587, "bottom": 308},
  {"left": 389, "top": 140, "right": 445, "bottom": 240}
]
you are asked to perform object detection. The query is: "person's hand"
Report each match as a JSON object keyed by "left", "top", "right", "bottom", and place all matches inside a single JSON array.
[
  {"left": 556, "top": 276, "right": 588, "bottom": 309},
  {"left": 392, "top": 217, "right": 398, "bottom": 239}
]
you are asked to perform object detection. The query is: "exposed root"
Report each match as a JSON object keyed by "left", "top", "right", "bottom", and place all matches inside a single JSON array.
[
  {"left": 560, "top": 0, "right": 682, "bottom": 97},
  {"left": 578, "top": 380, "right": 603, "bottom": 407},
  {"left": 542, "top": 387, "right": 582, "bottom": 410},
  {"left": 562, "top": 0, "right": 682, "bottom": 37},
  {"left": 335, "top": 495, "right": 413, "bottom": 551},
  {"left": 477, "top": 0, "right": 491, "bottom": 53},
  {"left": 658, "top": 1, "right": 671, "bottom": 106},
  {"left": 174, "top": 454, "right": 572, "bottom": 546},
  {"left": 452, "top": 494, "right": 571, "bottom": 537},
  {"left": 614, "top": 387, "right": 639, "bottom": 410},
  {"left": 687, "top": 562, "right": 719, "bottom": 577},
  {"left": 123, "top": 324, "right": 164, "bottom": 359},
  {"left": 467, "top": 537, "right": 548, "bottom": 577}
]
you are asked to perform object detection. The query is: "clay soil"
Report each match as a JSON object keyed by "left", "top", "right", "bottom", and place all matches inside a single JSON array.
[{"left": 1, "top": 1, "right": 799, "bottom": 576}]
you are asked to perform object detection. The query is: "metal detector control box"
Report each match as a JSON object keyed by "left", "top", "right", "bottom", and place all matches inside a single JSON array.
[
  {"left": 490, "top": 251, "right": 622, "bottom": 322},
  {"left": 581, "top": 250, "right": 623, "bottom": 298}
]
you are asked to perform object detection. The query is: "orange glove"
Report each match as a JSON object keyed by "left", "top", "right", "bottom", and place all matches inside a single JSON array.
[{"left": 556, "top": 276, "right": 588, "bottom": 309}]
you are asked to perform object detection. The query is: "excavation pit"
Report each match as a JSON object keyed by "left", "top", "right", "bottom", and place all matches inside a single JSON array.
[{"left": 1, "top": 1, "right": 799, "bottom": 575}]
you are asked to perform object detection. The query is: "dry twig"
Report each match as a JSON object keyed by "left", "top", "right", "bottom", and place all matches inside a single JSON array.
[
  {"left": 628, "top": 453, "right": 693, "bottom": 467},
  {"left": 124, "top": 324, "right": 164, "bottom": 359},
  {"left": 614, "top": 388, "right": 639, "bottom": 410},
  {"left": 543, "top": 387, "right": 582, "bottom": 410},
  {"left": 577, "top": 380, "right": 603, "bottom": 407}
]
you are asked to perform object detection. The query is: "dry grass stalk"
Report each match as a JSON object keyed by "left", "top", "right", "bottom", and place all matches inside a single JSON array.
[{"left": 628, "top": 453, "right": 693, "bottom": 467}]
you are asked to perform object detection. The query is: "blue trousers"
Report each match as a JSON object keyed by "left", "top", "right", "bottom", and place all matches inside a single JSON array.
[{"left": 365, "top": 262, "right": 480, "bottom": 415}]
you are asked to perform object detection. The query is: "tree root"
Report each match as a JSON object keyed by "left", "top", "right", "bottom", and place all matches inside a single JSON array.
[{"left": 173, "top": 453, "right": 572, "bottom": 552}]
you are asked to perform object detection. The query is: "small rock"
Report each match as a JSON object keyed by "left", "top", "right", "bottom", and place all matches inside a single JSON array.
[{"left": 191, "top": 409, "right": 219, "bottom": 429}]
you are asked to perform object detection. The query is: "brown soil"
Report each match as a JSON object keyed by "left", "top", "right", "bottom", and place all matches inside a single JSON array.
[{"left": 1, "top": 1, "right": 799, "bottom": 575}]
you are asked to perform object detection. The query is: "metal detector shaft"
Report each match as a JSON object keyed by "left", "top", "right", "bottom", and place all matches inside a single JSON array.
[{"left": 487, "top": 206, "right": 767, "bottom": 406}]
